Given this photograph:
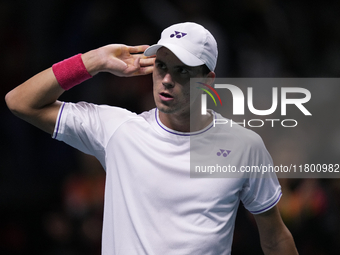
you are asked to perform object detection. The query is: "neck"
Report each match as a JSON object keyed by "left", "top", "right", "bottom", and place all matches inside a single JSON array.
[{"left": 158, "top": 108, "right": 213, "bottom": 133}]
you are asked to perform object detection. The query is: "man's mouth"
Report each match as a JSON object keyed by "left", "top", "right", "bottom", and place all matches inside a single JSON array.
[
  {"left": 160, "top": 92, "right": 173, "bottom": 98},
  {"left": 159, "top": 92, "right": 174, "bottom": 101}
]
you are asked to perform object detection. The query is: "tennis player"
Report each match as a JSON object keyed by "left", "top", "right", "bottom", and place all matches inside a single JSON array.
[{"left": 5, "top": 22, "right": 298, "bottom": 255}]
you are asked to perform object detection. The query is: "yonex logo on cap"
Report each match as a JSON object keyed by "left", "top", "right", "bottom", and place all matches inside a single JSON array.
[
  {"left": 170, "top": 31, "right": 187, "bottom": 39},
  {"left": 144, "top": 22, "right": 217, "bottom": 71}
]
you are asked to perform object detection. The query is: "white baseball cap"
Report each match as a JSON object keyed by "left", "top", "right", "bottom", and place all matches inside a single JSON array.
[{"left": 144, "top": 22, "right": 218, "bottom": 71}]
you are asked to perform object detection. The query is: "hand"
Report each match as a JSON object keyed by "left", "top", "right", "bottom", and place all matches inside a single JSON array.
[{"left": 83, "top": 44, "right": 155, "bottom": 77}]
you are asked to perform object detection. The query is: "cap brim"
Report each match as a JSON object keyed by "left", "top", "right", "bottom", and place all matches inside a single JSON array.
[{"left": 144, "top": 43, "right": 205, "bottom": 67}]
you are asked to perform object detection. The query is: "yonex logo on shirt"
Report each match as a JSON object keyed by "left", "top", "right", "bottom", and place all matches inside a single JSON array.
[
  {"left": 217, "top": 149, "right": 231, "bottom": 157},
  {"left": 170, "top": 31, "right": 187, "bottom": 39}
]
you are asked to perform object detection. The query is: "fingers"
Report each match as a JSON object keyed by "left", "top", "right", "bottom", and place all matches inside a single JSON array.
[
  {"left": 128, "top": 45, "right": 156, "bottom": 60},
  {"left": 107, "top": 45, "right": 154, "bottom": 77},
  {"left": 135, "top": 57, "right": 154, "bottom": 75},
  {"left": 128, "top": 45, "right": 150, "bottom": 54},
  {"left": 140, "top": 57, "right": 155, "bottom": 67},
  {"left": 131, "top": 57, "right": 154, "bottom": 76},
  {"left": 140, "top": 65, "right": 154, "bottom": 75},
  {"left": 133, "top": 66, "right": 154, "bottom": 76}
]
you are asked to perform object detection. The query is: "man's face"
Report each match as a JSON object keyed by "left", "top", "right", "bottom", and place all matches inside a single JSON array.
[{"left": 152, "top": 47, "right": 205, "bottom": 115}]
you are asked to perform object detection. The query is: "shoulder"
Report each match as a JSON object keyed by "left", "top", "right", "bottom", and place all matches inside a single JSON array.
[
  {"left": 58, "top": 102, "right": 146, "bottom": 136},
  {"left": 56, "top": 102, "right": 156, "bottom": 142},
  {"left": 138, "top": 108, "right": 156, "bottom": 121},
  {"left": 68, "top": 103, "right": 157, "bottom": 130},
  {"left": 61, "top": 101, "right": 141, "bottom": 122},
  {"left": 64, "top": 101, "right": 135, "bottom": 115}
]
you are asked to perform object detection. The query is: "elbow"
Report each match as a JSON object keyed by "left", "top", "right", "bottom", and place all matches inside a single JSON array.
[
  {"left": 5, "top": 90, "right": 26, "bottom": 118},
  {"left": 5, "top": 90, "right": 16, "bottom": 114}
]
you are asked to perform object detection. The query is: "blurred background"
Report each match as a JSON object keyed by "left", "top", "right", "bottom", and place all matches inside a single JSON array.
[{"left": 1, "top": 0, "right": 340, "bottom": 254}]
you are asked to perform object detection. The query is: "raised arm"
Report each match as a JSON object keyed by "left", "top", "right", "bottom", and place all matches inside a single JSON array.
[
  {"left": 5, "top": 44, "right": 155, "bottom": 135},
  {"left": 253, "top": 205, "right": 299, "bottom": 255}
]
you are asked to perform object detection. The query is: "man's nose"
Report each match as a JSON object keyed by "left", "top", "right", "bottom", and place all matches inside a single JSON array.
[{"left": 162, "top": 73, "right": 175, "bottom": 88}]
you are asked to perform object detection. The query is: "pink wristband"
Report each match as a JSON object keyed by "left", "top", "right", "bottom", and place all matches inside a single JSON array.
[{"left": 52, "top": 53, "right": 92, "bottom": 90}]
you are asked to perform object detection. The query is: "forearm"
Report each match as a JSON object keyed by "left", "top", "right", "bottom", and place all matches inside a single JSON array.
[
  {"left": 6, "top": 68, "right": 63, "bottom": 112},
  {"left": 5, "top": 67, "right": 65, "bottom": 133},
  {"left": 261, "top": 225, "right": 298, "bottom": 255},
  {"left": 254, "top": 206, "right": 298, "bottom": 255},
  {"left": 5, "top": 44, "right": 153, "bottom": 134},
  {"left": 5, "top": 47, "right": 104, "bottom": 111},
  {"left": 4, "top": 50, "right": 102, "bottom": 133}
]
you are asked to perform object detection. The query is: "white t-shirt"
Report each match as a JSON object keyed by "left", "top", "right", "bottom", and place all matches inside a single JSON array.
[{"left": 53, "top": 102, "right": 281, "bottom": 255}]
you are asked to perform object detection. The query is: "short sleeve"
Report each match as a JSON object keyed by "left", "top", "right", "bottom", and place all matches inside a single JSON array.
[
  {"left": 52, "top": 101, "right": 136, "bottom": 168},
  {"left": 239, "top": 133, "right": 282, "bottom": 214}
]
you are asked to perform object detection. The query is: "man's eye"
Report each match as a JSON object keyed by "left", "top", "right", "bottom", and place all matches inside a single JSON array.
[
  {"left": 178, "top": 68, "right": 189, "bottom": 74},
  {"left": 156, "top": 62, "right": 166, "bottom": 70}
]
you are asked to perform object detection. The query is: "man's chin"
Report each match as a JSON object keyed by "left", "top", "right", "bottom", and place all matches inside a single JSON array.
[
  {"left": 155, "top": 100, "right": 190, "bottom": 115},
  {"left": 157, "top": 106, "right": 176, "bottom": 114}
]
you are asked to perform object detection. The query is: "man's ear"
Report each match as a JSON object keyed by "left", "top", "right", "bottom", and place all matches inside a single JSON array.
[{"left": 205, "top": 71, "right": 216, "bottom": 85}]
